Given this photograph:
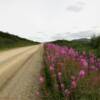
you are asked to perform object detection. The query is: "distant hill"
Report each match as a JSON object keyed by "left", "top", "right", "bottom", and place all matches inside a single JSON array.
[
  {"left": 0, "top": 31, "right": 39, "bottom": 50},
  {"left": 49, "top": 36, "right": 100, "bottom": 57},
  {"left": 50, "top": 38, "right": 90, "bottom": 53},
  {"left": 72, "top": 38, "right": 90, "bottom": 42},
  {"left": 51, "top": 38, "right": 90, "bottom": 47}
]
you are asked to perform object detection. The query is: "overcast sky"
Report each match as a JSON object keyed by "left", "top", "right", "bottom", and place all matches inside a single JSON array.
[{"left": 0, "top": 0, "right": 99, "bottom": 42}]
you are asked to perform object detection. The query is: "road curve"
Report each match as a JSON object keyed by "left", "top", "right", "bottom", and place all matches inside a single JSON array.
[{"left": 0, "top": 44, "right": 43, "bottom": 100}]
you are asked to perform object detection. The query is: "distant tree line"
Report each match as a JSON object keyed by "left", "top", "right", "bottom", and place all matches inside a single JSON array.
[
  {"left": 90, "top": 35, "right": 100, "bottom": 49},
  {"left": 51, "top": 34, "right": 100, "bottom": 57}
]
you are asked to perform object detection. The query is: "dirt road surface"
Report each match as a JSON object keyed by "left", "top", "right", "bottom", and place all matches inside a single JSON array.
[{"left": 0, "top": 45, "right": 43, "bottom": 100}]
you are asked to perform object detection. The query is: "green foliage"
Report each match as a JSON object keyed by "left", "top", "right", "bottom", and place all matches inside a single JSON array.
[
  {"left": 74, "top": 71, "right": 100, "bottom": 100},
  {"left": 90, "top": 35, "right": 100, "bottom": 49},
  {"left": 44, "top": 65, "right": 53, "bottom": 89},
  {"left": 0, "top": 31, "right": 39, "bottom": 50},
  {"left": 51, "top": 36, "right": 100, "bottom": 57}
]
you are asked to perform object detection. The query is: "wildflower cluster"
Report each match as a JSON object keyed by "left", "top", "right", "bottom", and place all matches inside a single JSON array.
[{"left": 37, "top": 43, "right": 100, "bottom": 100}]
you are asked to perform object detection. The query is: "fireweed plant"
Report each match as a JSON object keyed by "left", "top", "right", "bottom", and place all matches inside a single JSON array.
[{"left": 36, "top": 44, "right": 100, "bottom": 100}]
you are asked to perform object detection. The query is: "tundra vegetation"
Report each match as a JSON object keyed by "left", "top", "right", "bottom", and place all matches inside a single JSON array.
[
  {"left": 0, "top": 31, "right": 39, "bottom": 51},
  {"left": 37, "top": 35, "right": 100, "bottom": 100}
]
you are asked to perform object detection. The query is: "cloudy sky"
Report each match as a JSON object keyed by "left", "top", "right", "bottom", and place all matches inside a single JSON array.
[{"left": 0, "top": 0, "right": 99, "bottom": 42}]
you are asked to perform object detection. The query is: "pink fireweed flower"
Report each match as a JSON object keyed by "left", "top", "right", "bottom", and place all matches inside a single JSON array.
[
  {"left": 39, "top": 76, "right": 45, "bottom": 84},
  {"left": 82, "top": 51, "right": 86, "bottom": 56},
  {"left": 96, "top": 59, "right": 100, "bottom": 69},
  {"left": 89, "top": 52, "right": 95, "bottom": 58},
  {"left": 48, "top": 56, "right": 51, "bottom": 61},
  {"left": 50, "top": 66, "right": 54, "bottom": 71},
  {"left": 80, "top": 58, "right": 88, "bottom": 68},
  {"left": 58, "top": 72, "right": 62, "bottom": 76},
  {"left": 35, "top": 91, "right": 40, "bottom": 96},
  {"left": 60, "top": 49, "right": 66, "bottom": 55},
  {"left": 90, "top": 66, "right": 97, "bottom": 71},
  {"left": 61, "top": 83, "right": 65, "bottom": 90},
  {"left": 71, "top": 80, "right": 77, "bottom": 89},
  {"left": 49, "top": 66, "right": 55, "bottom": 74},
  {"left": 64, "top": 89, "right": 71, "bottom": 96},
  {"left": 58, "top": 72, "right": 62, "bottom": 80},
  {"left": 90, "top": 57, "right": 95, "bottom": 65},
  {"left": 79, "top": 70, "right": 85, "bottom": 78}
]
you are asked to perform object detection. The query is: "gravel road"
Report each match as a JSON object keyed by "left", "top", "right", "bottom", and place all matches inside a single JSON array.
[{"left": 0, "top": 45, "right": 43, "bottom": 100}]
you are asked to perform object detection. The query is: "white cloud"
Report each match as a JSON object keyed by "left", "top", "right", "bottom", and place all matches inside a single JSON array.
[
  {"left": 67, "top": 6, "right": 83, "bottom": 12},
  {"left": 67, "top": 1, "right": 86, "bottom": 12},
  {"left": 0, "top": 0, "right": 99, "bottom": 42},
  {"left": 22, "top": 30, "right": 99, "bottom": 42}
]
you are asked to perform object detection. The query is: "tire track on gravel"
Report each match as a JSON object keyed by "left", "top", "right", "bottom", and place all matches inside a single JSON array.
[
  {"left": 0, "top": 47, "right": 38, "bottom": 91},
  {"left": 0, "top": 45, "right": 40, "bottom": 91},
  {"left": 0, "top": 44, "right": 43, "bottom": 100},
  {"left": 0, "top": 46, "right": 34, "bottom": 65}
]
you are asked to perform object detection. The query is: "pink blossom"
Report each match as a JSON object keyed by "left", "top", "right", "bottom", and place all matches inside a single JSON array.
[
  {"left": 58, "top": 72, "right": 62, "bottom": 76},
  {"left": 48, "top": 56, "right": 51, "bottom": 61},
  {"left": 71, "top": 80, "right": 77, "bottom": 89},
  {"left": 64, "top": 89, "right": 71, "bottom": 96},
  {"left": 35, "top": 91, "right": 40, "bottom": 96},
  {"left": 61, "top": 83, "right": 65, "bottom": 90},
  {"left": 44, "top": 43, "right": 100, "bottom": 97},
  {"left": 80, "top": 58, "right": 88, "bottom": 67},
  {"left": 50, "top": 66, "right": 54, "bottom": 72},
  {"left": 79, "top": 70, "right": 85, "bottom": 78},
  {"left": 90, "top": 66, "right": 97, "bottom": 71},
  {"left": 39, "top": 76, "right": 45, "bottom": 84},
  {"left": 90, "top": 57, "right": 95, "bottom": 64},
  {"left": 58, "top": 72, "right": 62, "bottom": 80}
]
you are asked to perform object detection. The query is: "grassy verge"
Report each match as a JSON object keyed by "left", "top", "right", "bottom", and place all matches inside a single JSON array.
[{"left": 37, "top": 43, "right": 100, "bottom": 100}]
